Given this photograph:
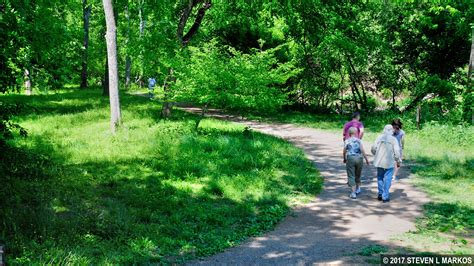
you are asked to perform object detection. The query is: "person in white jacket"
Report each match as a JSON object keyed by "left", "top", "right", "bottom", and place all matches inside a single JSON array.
[{"left": 371, "top": 125, "right": 401, "bottom": 203}]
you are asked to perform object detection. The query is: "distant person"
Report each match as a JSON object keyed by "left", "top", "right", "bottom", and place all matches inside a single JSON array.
[
  {"left": 392, "top": 119, "right": 405, "bottom": 181},
  {"left": 371, "top": 125, "right": 401, "bottom": 203},
  {"left": 148, "top": 77, "right": 157, "bottom": 98},
  {"left": 343, "top": 127, "right": 370, "bottom": 199},
  {"left": 343, "top": 111, "right": 365, "bottom": 141}
]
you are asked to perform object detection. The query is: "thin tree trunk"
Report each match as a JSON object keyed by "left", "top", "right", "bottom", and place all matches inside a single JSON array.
[
  {"left": 138, "top": 0, "right": 145, "bottom": 87},
  {"left": 469, "top": 27, "right": 474, "bottom": 84},
  {"left": 468, "top": 24, "right": 473, "bottom": 129},
  {"left": 124, "top": 2, "right": 131, "bottom": 88},
  {"left": 139, "top": 0, "right": 145, "bottom": 36},
  {"left": 24, "top": 69, "right": 31, "bottom": 95},
  {"left": 103, "top": 0, "right": 121, "bottom": 133},
  {"left": 347, "top": 56, "right": 366, "bottom": 109},
  {"left": 80, "top": 0, "right": 92, "bottom": 89},
  {"left": 416, "top": 104, "right": 421, "bottom": 130},
  {"left": 195, "top": 102, "right": 208, "bottom": 129},
  {"left": 348, "top": 74, "right": 362, "bottom": 106},
  {"left": 161, "top": 68, "right": 175, "bottom": 118}
]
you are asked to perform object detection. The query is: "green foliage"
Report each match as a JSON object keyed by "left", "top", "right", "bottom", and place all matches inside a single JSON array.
[
  {"left": 462, "top": 90, "right": 473, "bottom": 124},
  {"left": 0, "top": 101, "right": 27, "bottom": 143},
  {"left": 0, "top": 90, "right": 321, "bottom": 264},
  {"left": 358, "top": 245, "right": 388, "bottom": 256},
  {"left": 0, "top": 0, "right": 82, "bottom": 91},
  {"left": 175, "top": 40, "right": 300, "bottom": 113},
  {"left": 418, "top": 203, "right": 474, "bottom": 233}
]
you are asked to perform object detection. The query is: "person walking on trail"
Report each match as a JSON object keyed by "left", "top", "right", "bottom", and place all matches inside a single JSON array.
[
  {"left": 343, "top": 127, "right": 370, "bottom": 199},
  {"left": 392, "top": 119, "right": 405, "bottom": 181},
  {"left": 148, "top": 77, "right": 157, "bottom": 98},
  {"left": 343, "top": 111, "right": 365, "bottom": 141},
  {"left": 371, "top": 125, "right": 402, "bottom": 203}
]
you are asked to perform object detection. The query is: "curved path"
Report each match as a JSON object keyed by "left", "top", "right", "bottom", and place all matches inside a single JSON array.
[{"left": 183, "top": 108, "right": 430, "bottom": 265}]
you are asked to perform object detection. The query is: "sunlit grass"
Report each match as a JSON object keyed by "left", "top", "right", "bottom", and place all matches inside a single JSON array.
[{"left": 0, "top": 89, "right": 322, "bottom": 264}]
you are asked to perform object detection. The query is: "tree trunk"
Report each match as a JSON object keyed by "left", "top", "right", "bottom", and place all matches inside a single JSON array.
[
  {"left": 161, "top": 68, "right": 176, "bottom": 118},
  {"left": 139, "top": 1, "right": 145, "bottom": 36},
  {"left": 124, "top": 2, "right": 131, "bottom": 89},
  {"left": 137, "top": 0, "right": 145, "bottom": 87},
  {"left": 177, "top": 0, "right": 212, "bottom": 47},
  {"left": 80, "top": 0, "right": 92, "bottom": 89},
  {"left": 391, "top": 88, "right": 396, "bottom": 110},
  {"left": 24, "top": 69, "right": 31, "bottom": 95},
  {"left": 347, "top": 56, "right": 367, "bottom": 110},
  {"left": 195, "top": 102, "right": 209, "bottom": 129},
  {"left": 103, "top": 0, "right": 121, "bottom": 133},
  {"left": 469, "top": 27, "right": 474, "bottom": 82}
]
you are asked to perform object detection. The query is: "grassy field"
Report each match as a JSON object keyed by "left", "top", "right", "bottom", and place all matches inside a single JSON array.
[
  {"left": 0, "top": 89, "right": 322, "bottom": 264},
  {"left": 253, "top": 110, "right": 474, "bottom": 254}
]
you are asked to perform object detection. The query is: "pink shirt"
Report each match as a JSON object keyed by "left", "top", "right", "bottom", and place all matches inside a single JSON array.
[{"left": 343, "top": 120, "right": 364, "bottom": 140}]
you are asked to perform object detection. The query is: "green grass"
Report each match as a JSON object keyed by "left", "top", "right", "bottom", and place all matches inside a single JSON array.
[
  {"left": 358, "top": 244, "right": 389, "bottom": 256},
  {"left": 252, "top": 110, "right": 474, "bottom": 254},
  {"left": 0, "top": 89, "right": 322, "bottom": 264}
]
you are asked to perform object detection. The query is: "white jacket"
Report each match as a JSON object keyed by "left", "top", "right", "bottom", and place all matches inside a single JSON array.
[{"left": 371, "top": 134, "right": 401, "bottom": 169}]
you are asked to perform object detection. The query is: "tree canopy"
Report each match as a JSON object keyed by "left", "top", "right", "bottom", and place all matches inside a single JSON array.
[{"left": 1, "top": 0, "right": 472, "bottom": 122}]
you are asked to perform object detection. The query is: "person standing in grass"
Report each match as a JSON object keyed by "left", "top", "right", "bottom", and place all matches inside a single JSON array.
[
  {"left": 343, "top": 111, "right": 365, "bottom": 141},
  {"left": 343, "top": 127, "right": 370, "bottom": 199},
  {"left": 371, "top": 125, "right": 401, "bottom": 203},
  {"left": 392, "top": 119, "right": 405, "bottom": 181},
  {"left": 148, "top": 77, "right": 157, "bottom": 98}
]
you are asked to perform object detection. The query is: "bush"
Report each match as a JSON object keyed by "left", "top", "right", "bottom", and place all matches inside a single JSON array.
[
  {"left": 175, "top": 40, "right": 301, "bottom": 114},
  {"left": 0, "top": 101, "right": 27, "bottom": 143}
]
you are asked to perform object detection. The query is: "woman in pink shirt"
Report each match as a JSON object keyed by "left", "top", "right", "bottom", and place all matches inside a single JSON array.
[{"left": 343, "top": 112, "right": 365, "bottom": 141}]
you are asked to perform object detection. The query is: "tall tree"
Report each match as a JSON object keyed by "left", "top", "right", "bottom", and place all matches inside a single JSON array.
[
  {"left": 80, "top": 0, "right": 92, "bottom": 89},
  {"left": 469, "top": 25, "right": 474, "bottom": 84},
  {"left": 124, "top": 1, "right": 131, "bottom": 88},
  {"left": 161, "top": 0, "right": 212, "bottom": 118},
  {"left": 103, "top": 0, "right": 121, "bottom": 133}
]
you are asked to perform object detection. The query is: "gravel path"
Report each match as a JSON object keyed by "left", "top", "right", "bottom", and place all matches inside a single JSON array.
[{"left": 183, "top": 108, "right": 430, "bottom": 265}]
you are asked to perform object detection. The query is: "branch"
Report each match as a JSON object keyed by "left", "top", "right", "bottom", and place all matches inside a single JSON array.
[{"left": 177, "top": 0, "right": 212, "bottom": 46}]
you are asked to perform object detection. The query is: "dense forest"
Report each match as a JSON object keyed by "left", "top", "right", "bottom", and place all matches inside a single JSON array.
[{"left": 1, "top": 1, "right": 473, "bottom": 122}]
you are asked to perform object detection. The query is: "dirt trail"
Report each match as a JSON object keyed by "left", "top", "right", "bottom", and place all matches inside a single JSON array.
[{"left": 183, "top": 107, "right": 430, "bottom": 265}]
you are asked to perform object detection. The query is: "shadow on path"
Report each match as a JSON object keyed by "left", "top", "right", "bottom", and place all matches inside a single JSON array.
[{"left": 183, "top": 107, "right": 430, "bottom": 265}]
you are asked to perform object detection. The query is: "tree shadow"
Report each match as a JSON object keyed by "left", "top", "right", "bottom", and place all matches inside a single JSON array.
[{"left": 0, "top": 109, "right": 322, "bottom": 264}]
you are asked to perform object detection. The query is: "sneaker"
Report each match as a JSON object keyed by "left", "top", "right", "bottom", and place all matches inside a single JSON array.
[
  {"left": 355, "top": 187, "right": 361, "bottom": 194},
  {"left": 377, "top": 194, "right": 382, "bottom": 201},
  {"left": 350, "top": 192, "right": 357, "bottom": 199},
  {"left": 383, "top": 198, "right": 390, "bottom": 203}
]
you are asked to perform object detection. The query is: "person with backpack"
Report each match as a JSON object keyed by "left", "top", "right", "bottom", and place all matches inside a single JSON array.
[
  {"left": 148, "top": 77, "right": 157, "bottom": 98},
  {"left": 343, "top": 127, "right": 370, "bottom": 199},
  {"left": 371, "top": 125, "right": 402, "bottom": 203}
]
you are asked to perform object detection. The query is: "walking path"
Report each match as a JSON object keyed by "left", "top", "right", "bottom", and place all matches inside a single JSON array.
[{"left": 183, "top": 107, "right": 430, "bottom": 265}]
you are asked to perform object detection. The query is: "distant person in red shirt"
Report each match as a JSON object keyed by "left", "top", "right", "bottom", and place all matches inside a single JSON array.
[{"left": 343, "top": 111, "right": 364, "bottom": 141}]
